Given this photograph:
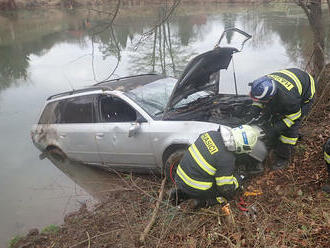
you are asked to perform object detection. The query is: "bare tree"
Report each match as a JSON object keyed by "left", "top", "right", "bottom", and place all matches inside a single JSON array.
[
  {"left": 296, "top": 0, "right": 325, "bottom": 78},
  {"left": 88, "top": 0, "right": 181, "bottom": 81}
]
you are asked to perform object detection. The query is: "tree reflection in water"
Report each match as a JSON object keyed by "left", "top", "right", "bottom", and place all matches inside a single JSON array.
[{"left": 0, "top": 3, "right": 329, "bottom": 91}]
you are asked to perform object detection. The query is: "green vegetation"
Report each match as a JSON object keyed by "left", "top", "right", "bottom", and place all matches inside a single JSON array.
[
  {"left": 41, "top": 224, "right": 60, "bottom": 234},
  {"left": 8, "top": 235, "right": 22, "bottom": 248}
]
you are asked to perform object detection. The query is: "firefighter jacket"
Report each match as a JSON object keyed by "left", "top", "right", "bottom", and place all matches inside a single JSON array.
[
  {"left": 252, "top": 68, "right": 316, "bottom": 135},
  {"left": 175, "top": 131, "right": 239, "bottom": 203}
]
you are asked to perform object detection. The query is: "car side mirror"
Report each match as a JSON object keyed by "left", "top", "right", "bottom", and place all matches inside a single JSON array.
[
  {"left": 128, "top": 122, "right": 141, "bottom": 137},
  {"left": 128, "top": 113, "right": 146, "bottom": 137}
]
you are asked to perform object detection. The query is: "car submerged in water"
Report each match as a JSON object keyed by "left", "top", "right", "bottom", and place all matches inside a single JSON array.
[{"left": 31, "top": 28, "right": 267, "bottom": 177}]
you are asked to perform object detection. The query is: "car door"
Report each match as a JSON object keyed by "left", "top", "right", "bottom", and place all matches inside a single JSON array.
[
  {"left": 55, "top": 94, "right": 102, "bottom": 163},
  {"left": 95, "top": 94, "right": 156, "bottom": 168}
]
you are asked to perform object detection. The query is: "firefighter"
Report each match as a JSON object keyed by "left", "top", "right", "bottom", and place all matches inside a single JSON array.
[
  {"left": 169, "top": 125, "right": 259, "bottom": 208},
  {"left": 322, "top": 138, "right": 330, "bottom": 193},
  {"left": 249, "top": 68, "right": 316, "bottom": 170}
]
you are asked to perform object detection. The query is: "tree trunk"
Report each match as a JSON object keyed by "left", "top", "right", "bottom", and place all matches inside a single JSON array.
[
  {"left": 298, "top": 0, "right": 325, "bottom": 77},
  {"left": 308, "top": 0, "right": 325, "bottom": 77}
]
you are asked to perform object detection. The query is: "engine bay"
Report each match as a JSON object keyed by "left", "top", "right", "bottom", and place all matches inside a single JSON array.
[{"left": 164, "top": 93, "right": 254, "bottom": 127}]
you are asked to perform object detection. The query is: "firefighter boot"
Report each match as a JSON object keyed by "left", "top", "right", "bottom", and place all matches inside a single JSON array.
[
  {"left": 272, "top": 157, "right": 290, "bottom": 170},
  {"left": 272, "top": 143, "right": 291, "bottom": 170}
]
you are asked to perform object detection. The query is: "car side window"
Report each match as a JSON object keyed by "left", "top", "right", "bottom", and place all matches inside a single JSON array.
[
  {"left": 100, "top": 95, "right": 137, "bottom": 122},
  {"left": 59, "top": 95, "right": 96, "bottom": 123}
]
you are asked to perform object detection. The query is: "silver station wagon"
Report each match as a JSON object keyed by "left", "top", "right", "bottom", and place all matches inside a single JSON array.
[{"left": 31, "top": 29, "right": 267, "bottom": 177}]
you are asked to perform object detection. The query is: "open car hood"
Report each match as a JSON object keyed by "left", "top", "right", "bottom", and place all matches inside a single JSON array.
[{"left": 163, "top": 47, "right": 238, "bottom": 115}]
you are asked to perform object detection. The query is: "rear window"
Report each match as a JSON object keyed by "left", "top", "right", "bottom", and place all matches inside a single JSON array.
[
  {"left": 38, "top": 95, "right": 96, "bottom": 124},
  {"left": 38, "top": 101, "right": 60, "bottom": 124}
]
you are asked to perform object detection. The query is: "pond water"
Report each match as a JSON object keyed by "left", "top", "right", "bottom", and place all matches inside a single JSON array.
[{"left": 0, "top": 2, "right": 329, "bottom": 246}]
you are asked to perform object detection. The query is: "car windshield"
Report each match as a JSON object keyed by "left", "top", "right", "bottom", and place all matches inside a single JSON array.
[
  {"left": 125, "top": 77, "right": 212, "bottom": 118},
  {"left": 125, "top": 78, "right": 176, "bottom": 118}
]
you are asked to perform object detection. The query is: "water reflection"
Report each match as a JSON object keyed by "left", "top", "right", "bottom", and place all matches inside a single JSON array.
[
  {"left": 0, "top": 4, "right": 329, "bottom": 87},
  {"left": 45, "top": 154, "right": 126, "bottom": 201},
  {"left": 222, "top": 13, "right": 237, "bottom": 44}
]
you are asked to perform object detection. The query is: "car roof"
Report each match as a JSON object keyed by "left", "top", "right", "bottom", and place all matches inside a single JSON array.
[
  {"left": 47, "top": 74, "right": 165, "bottom": 101},
  {"left": 94, "top": 74, "right": 165, "bottom": 91}
]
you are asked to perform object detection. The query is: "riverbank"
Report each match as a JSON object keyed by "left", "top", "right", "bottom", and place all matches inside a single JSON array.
[{"left": 9, "top": 65, "right": 330, "bottom": 248}]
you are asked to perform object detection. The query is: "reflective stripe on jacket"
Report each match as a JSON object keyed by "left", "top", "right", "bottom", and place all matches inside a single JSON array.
[
  {"left": 176, "top": 131, "right": 238, "bottom": 193},
  {"left": 266, "top": 68, "right": 316, "bottom": 130}
]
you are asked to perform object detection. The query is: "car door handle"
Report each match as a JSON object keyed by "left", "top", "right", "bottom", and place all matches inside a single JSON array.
[{"left": 96, "top": 133, "right": 104, "bottom": 139}]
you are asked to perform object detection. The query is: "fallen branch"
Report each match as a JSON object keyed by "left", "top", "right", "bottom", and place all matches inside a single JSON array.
[
  {"left": 215, "top": 232, "right": 238, "bottom": 248},
  {"left": 69, "top": 229, "right": 123, "bottom": 248},
  {"left": 139, "top": 177, "right": 167, "bottom": 243},
  {"left": 86, "top": 231, "right": 91, "bottom": 248}
]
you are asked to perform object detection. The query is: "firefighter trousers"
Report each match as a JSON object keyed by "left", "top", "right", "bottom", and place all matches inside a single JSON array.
[
  {"left": 275, "top": 100, "right": 313, "bottom": 160},
  {"left": 170, "top": 182, "right": 219, "bottom": 206}
]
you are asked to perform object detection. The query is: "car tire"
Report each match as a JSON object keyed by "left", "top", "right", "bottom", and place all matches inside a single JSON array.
[
  {"left": 47, "top": 147, "right": 67, "bottom": 162},
  {"left": 164, "top": 149, "right": 186, "bottom": 184}
]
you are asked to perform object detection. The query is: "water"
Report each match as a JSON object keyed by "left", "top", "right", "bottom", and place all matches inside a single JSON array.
[{"left": 0, "top": 2, "right": 329, "bottom": 247}]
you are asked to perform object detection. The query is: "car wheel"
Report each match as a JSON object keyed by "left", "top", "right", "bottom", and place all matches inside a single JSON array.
[
  {"left": 47, "top": 147, "right": 67, "bottom": 162},
  {"left": 164, "top": 149, "right": 186, "bottom": 184}
]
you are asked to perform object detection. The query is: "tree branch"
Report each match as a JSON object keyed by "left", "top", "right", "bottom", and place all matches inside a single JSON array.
[
  {"left": 133, "top": 0, "right": 181, "bottom": 50},
  {"left": 139, "top": 177, "right": 167, "bottom": 243}
]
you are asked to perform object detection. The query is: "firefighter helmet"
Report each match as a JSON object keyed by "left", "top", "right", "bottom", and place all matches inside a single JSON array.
[
  {"left": 231, "top": 125, "right": 259, "bottom": 154},
  {"left": 249, "top": 76, "right": 277, "bottom": 102}
]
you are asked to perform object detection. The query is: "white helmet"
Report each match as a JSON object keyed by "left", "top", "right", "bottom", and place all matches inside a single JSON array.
[{"left": 231, "top": 125, "right": 259, "bottom": 154}]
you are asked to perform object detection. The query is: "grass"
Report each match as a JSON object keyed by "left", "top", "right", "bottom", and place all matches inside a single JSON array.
[
  {"left": 8, "top": 235, "right": 22, "bottom": 248},
  {"left": 41, "top": 224, "right": 60, "bottom": 234}
]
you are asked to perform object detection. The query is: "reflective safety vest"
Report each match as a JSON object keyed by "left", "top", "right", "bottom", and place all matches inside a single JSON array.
[
  {"left": 253, "top": 68, "right": 316, "bottom": 130},
  {"left": 175, "top": 131, "right": 239, "bottom": 196}
]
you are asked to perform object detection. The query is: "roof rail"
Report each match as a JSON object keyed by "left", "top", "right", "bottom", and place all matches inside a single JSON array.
[
  {"left": 46, "top": 86, "right": 106, "bottom": 101},
  {"left": 47, "top": 74, "right": 160, "bottom": 101},
  {"left": 94, "top": 73, "right": 159, "bottom": 86}
]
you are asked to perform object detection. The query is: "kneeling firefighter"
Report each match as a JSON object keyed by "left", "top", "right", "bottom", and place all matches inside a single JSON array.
[
  {"left": 322, "top": 138, "right": 330, "bottom": 193},
  {"left": 249, "top": 68, "right": 316, "bottom": 170},
  {"left": 169, "top": 125, "right": 259, "bottom": 208}
]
